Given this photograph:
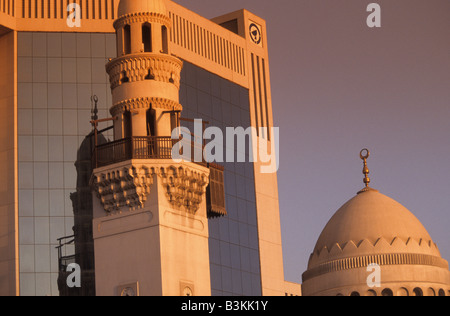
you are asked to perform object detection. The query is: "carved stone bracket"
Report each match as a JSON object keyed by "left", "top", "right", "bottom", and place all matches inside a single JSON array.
[
  {"left": 92, "top": 164, "right": 209, "bottom": 215},
  {"left": 159, "top": 165, "right": 210, "bottom": 215},
  {"left": 93, "top": 166, "right": 155, "bottom": 214}
]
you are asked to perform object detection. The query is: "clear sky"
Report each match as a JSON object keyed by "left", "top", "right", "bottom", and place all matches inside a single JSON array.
[{"left": 173, "top": 0, "right": 450, "bottom": 284}]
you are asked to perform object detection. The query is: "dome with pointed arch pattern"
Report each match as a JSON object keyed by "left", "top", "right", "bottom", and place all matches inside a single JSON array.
[
  {"left": 312, "top": 189, "right": 440, "bottom": 259},
  {"left": 302, "top": 188, "right": 450, "bottom": 296}
]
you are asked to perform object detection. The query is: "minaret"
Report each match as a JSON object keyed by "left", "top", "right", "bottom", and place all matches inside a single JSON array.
[{"left": 91, "top": 0, "right": 212, "bottom": 296}]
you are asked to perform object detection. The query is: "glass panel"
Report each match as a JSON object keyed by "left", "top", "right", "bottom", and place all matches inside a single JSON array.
[
  {"left": 17, "top": 31, "right": 116, "bottom": 296},
  {"left": 179, "top": 60, "right": 262, "bottom": 295}
]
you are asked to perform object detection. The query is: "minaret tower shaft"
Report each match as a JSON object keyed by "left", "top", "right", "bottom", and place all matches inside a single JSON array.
[
  {"left": 108, "top": 0, "right": 182, "bottom": 140},
  {"left": 91, "top": 0, "right": 212, "bottom": 296}
]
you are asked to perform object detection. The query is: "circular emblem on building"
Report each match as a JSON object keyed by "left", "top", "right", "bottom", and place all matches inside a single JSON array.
[
  {"left": 120, "top": 287, "right": 136, "bottom": 296},
  {"left": 249, "top": 23, "right": 262, "bottom": 45}
]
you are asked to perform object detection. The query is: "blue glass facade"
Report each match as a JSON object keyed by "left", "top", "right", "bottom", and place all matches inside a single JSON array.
[
  {"left": 17, "top": 32, "right": 115, "bottom": 296},
  {"left": 17, "top": 32, "right": 261, "bottom": 296},
  {"left": 180, "top": 62, "right": 261, "bottom": 296}
]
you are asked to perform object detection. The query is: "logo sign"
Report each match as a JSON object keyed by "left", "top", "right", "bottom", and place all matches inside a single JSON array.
[
  {"left": 67, "top": 3, "right": 81, "bottom": 28},
  {"left": 66, "top": 263, "right": 81, "bottom": 288},
  {"left": 366, "top": 263, "right": 381, "bottom": 288},
  {"left": 171, "top": 121, "right": 280, "bottom": 174},
  {"left": 249, "top": 22, "right": 262, "bottom": 46},
  {"left": 366, "top": 3, "right": 381, "bottom": 28}
]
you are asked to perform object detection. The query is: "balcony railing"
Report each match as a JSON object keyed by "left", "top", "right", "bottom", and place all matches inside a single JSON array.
[
  {"left": 93, "top": 136, "right": 206, "bottom": 169},
  {"left": 56, "top": 235, "right": 76, "bottom": 272},
  {"left": 92, "top": 136, "right": 227, "bottom": 218}
]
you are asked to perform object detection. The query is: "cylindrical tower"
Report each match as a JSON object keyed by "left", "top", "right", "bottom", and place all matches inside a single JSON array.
[
  {"left": 91, "top": 0, "right": 212, "bottom": 297},
  {"left": 107, "top": 0, "right": 183, "bottom": 139}
]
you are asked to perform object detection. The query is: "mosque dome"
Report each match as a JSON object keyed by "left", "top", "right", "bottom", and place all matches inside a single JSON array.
[
  {"left": 301, "top": 149, "right": 450, "bottom": 296},
  {"left": 312, "top": 189, "right": 440, "bottom": 259},
  {"left": 118, "top": 0, "right": 167, "bottom": 18}
]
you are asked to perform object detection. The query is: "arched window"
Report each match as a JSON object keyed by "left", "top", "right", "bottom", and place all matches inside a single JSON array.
[
  {"left": 413, "top": 287, "right": 423, "bottom": 297},
  {"left": 350, "top": 291, "right": 360, "bottom": 297},
  {"left": 381, "top": 288, "right": 394, "bottom": 296},
  {"left": 146, "top": 109, "right": 155, "bottom": 137},
  {"left": 123, "top": 111, "right": 132, "bottom": 139},
  {"left": 123, "top": 25, "right": 131, "bottom": 55},
  {"left": 438, "top": 289, "right": 445, "bottom": 297},
  {"left": 365, "top": 290, "right": 377, "bottom": 297},
  {"left": 161, "top": 25, "right": 168, "bottom": 54},
  {"left": 170, "top": 111, "right": 177, "bottom": 132},
  {"left": 396, "top": 288, "right": 409, "bottom": 296},
  {"left": 142, "top": 23, "right": 152, "bottom": 52}
]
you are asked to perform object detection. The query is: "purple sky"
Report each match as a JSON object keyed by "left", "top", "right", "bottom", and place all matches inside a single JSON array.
[{"left": 173, "top": 0, "right": 450, "bottom": 283}]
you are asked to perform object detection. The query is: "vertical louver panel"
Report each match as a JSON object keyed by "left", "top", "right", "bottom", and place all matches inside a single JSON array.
[{"left": 207, "top": 163, "right": 227, "bottom": 219}]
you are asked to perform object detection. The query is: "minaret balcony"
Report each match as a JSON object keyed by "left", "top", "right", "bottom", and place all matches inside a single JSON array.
[
  {"left": 106, "top": 53, "right": 183, "bottom": 90},
  {"left": 92, "top": 136, "right": 205, "bottom": 169},
  {"left": 91, "top": 136, "right": 227, "bottom": 219}
]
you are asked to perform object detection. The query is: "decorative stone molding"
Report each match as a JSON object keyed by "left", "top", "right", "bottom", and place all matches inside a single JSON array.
[
  {"left": 93, "top": 164, "right": 209, "bottom": 216},
  {"left": 305, "top": 236, "right": 449, "bottom": 282},
  {"left": 302, "top": 252, "right": 449, "bottom": 282},
  {"left": 311, "top": 236, "right": 441, "bottom": 261},
  {"left": 110, "top": 97, "right": 183, "bottom": 116},
  {"left": 92, "top": 166, "right": 155, "bottom": 214},
  {"left": 114, "top": 12, "right": 171, "bottom": 29},
  {"left": 158, "top": 165, "right": 209, "bottom": 215},
  {"left": 106, "top": 53, "right": 183, "bottom": 90}
]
